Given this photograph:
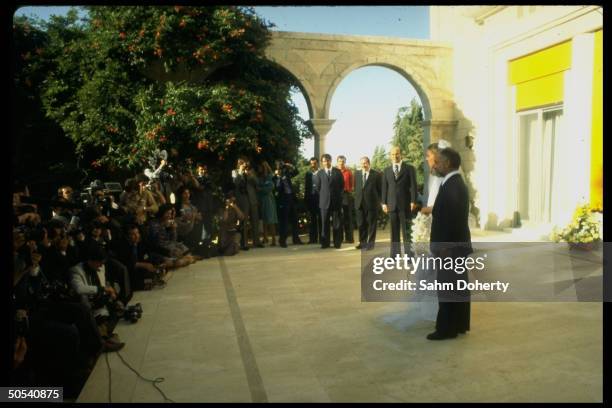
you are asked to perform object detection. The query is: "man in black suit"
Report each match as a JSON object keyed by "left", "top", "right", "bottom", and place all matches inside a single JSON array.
[
  {"left": 427, "top": 147, "right": 472, "bottom": 341},
  {"left": 314, "top": 154, "right": 344, "bottom": 249},
  {"left": 304, "top": 157, "right": 321, "bottom": 244},
  {"left": 273, "top": 161, "right": 303, "bottom": 248},
  {"left": 381, "top": 146, "right": 417, "bottom": 257},
  {"left": 354, "top": 156, "right": 381, "bottom": 250}
]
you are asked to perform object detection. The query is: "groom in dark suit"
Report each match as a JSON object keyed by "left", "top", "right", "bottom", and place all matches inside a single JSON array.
[
  {"left": 381, "top": 146, "right": 417, "bottom": 257},
  {"left": 427, "top": 147, "right": 472, "bottom": 340},
  {"left": 314, "top": 154, "right": 344, "bottom": 249},
  {"left": 354, "top": 156, "right": 381, "bottom": 250}
]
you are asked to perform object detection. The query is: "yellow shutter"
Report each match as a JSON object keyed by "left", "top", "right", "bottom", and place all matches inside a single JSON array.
[
  {"left": 509, "top": 40, "right": 571, "bottom": 111},
  {"left": 590, "top": 29, "right": 603, "bottom": 210}
]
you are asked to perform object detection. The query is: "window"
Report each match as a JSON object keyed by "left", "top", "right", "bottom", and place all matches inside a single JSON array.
[{"left": 516, "top": 106, "right": 563, "bottom": 224}]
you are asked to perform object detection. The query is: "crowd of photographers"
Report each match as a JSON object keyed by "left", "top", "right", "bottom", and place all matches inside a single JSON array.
[{"left": 10, "top": 153, "right": 309, "bottom": 397}]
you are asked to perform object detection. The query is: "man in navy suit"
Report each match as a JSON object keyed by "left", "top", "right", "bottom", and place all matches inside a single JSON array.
[
  {"left": 354, "top": 156, "right": 381, "bottom": 250},
  {"left": 304, "top": 157, "right": 321, "bottom": 244},
  {"left": 427, "top": 147, "right": 472, "bottom": 340},
  {"left": 381, "top": 146, "right": 417, "bottom": 257},
  {"left": 314, "top": 154, "right": 344, "bottom": 249}
]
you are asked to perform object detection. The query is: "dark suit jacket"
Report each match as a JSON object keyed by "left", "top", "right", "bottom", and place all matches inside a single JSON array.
[
  {"left": 273, "top": 166, "right": 299, "bottom": 205},
  {"left": 354, "top": 169, "right": 382, "bottom": 211},
  {"left": 381, "top": 162, "right": 417, "bottom": 213},
  {"left": 304, "top": 170, "right": 319, "bottom": 210},
  {"left": 430, "top": 173, "right": 472, "bottom": 257},
  {"left": 314, "top": 167, "right": 344, "bottom": 211}
]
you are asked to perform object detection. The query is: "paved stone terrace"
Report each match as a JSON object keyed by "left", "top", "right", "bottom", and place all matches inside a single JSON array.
[{"left": 77, "top": 229, "right": 602, "bottom": 402}]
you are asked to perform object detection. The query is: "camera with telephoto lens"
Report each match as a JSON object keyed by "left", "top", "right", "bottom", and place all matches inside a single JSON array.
[{"left": 123, "top": 303, "right": 143, "bottom": 323}]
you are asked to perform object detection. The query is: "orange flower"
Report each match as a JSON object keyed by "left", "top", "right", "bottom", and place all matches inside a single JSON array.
[
  {"left": 159, "top": 135, "right": 167, "bottom": 142},
  {"left": 139, "top": 29, "right": 145, "bottom": 38},
  {"left": 119, "top": 31, "right": 126, "bottom": 40},
  {"left": 221, "top": 103, "right": 232, "bottom": 113},
  {"left": 256, "top": 146, "right": 263, "bottom": 154},
  {"left": 179, "top": 19, "right": 186, "bottom": 28},
  {"left": 166, "top": 108, "right": 176, "bottom": 116},
  {"left": 197, "top": 140, "right": 209, "bottom": 150}
]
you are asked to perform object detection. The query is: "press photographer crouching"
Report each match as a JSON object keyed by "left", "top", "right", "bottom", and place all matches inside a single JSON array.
[
  {"left": 115, "top": 224, "right": 168, "bottom": 291},
  {"left": 69, "top": 243, "right": 129, "bottom": 351}
]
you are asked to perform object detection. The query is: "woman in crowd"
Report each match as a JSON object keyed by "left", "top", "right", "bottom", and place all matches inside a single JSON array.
[{"left": 175, "top": 186, "right": 204, "bottom": 253}]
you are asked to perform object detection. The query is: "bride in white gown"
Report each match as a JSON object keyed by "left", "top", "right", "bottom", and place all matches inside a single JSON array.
[{"left": 381, "top": 139, "right": 451, "bottom": 331}]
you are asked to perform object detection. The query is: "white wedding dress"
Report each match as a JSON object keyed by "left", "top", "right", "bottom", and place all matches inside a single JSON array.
[{"left": 380, "top": 173, "right": 443, "bottom": 331}]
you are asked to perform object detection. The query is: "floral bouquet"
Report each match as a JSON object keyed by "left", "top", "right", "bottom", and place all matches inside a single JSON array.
[
  {"left": 411, "top": 212, "right": 432, "bottom": 255},
  {"left": 550, "top": 203, "right": 603, "bottom": 247}
]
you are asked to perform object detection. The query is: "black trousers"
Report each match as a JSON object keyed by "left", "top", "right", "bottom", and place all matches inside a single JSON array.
[
  {"left": 356, "top": 206, "right": 378, "bottom": 247},
  {"left": 435, "top": 265, "right": 471, "bottom": 335},
  {"left": 389, "top": 210, "right": 412, "bottom": 257},
  {"left": 106, "top": 257, "right": 132, "bottom": 304},
  {"left": 307, "top": 205, "right": 321, "bottom": 243},
  {"left": 320, "top": 207, "right": 342, "bottom": 248},
  {"left": 341, "top": 192, "right": 355, "bottom": 242},
  {"left": 278, "top": 195, "right": 300, "bottom": 245}
]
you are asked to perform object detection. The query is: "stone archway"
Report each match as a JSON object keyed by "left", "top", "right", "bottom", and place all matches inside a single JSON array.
[{"left": 264, "top": 31, "right": 457, "bottom": 158}]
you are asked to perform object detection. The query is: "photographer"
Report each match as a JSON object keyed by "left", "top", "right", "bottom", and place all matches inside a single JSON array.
[
  {"left": 218, "top": 192, "right": 245, "bottom": 256},
  {"left": 146, "top": 203, "right": 196, "bottom": 269},
  {"left": 120, "top": 175, "right": 159, "bottom": 223},
  {"left": 232, "top": 158, "right": 253, "bottom": 250},
  {"left": 115, "top": 224, "right": 168, "bottom": 291},
  {"left": 273, "top": 160, "right": 303, "bottom": 248},
  {"left": 69, "top": 243, "right": 125, "bottom": 352},
  {"left": 12, "top": 229, "right": 105, "bottom": 396}
]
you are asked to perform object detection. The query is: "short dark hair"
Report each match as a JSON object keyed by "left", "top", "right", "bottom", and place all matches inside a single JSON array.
[
  {"left": 337, "top": 155, "right": 346, "bottom": 161},
  {"left": 309, "top": 157, "right": 318, "bottom": 162},
  {"left": 438, "top": 148, "right": 461, "bottom": 170},
  {"left": 321, "top": 153, "right": 332, "bottom": 162},
  {"left": 157, "top": 203, "right": 174, "bottom": 218},
  {"left": 86, "top": 242, "right": 107, "bottom": 262}
]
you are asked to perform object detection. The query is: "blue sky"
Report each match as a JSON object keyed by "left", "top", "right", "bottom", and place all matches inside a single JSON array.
[{"left": 15, "top": 6, "right": 429, "bottom": 165}]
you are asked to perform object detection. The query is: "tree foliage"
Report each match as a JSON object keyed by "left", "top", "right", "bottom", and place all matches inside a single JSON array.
[
  {"left": 14, "top": 6, "right": 311, "bottom": 186},
  {"left": 391, "top": 98, "right": 424, "bottom": 186}
]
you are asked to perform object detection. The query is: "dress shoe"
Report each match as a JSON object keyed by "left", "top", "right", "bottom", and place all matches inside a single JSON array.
[
  {"left": 280, "top": 243, "right": 288, "bottom": 248},
  {"left": 355, "top": 244, "right": 363, "bottom": 250},
  {"left": 102, "top": 340, "right": 125, "bottom": 353},
  {"left": 426, "top": 331, "right": 457, "bottom": 340},
  {"left": 321, "top": 244, "right": 330, "bottom": 249},
  {"left": 240, "top": 246, "right": 250, "bottom": 251},
  {"left": 334, "top": 244, "right": 342, "bottom": 249}
]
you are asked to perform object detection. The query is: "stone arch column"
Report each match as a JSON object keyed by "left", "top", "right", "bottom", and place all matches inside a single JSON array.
[{"left": 307, "top": 118, "right": 336, "bottom": 159}]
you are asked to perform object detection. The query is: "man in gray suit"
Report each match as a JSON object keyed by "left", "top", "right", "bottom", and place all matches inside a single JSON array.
[{"left": 314, "top": 154, "right": 344, "bottom": 249}]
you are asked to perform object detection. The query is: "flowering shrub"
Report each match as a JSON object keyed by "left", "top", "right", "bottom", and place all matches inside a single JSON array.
[
  {"left": 28, "top": 6, "right": 311, "bottom": 178},
  {"left": 550, "top": 204, "right": 603, "bottom": 243}
]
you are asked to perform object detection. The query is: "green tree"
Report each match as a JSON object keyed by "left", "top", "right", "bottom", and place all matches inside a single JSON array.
[
  {"left": 370, "top": 145, "right": 390, "bottom": 171},
  {"left": 12, "top": 13, "right": 86, "bottom": 194},
  {"left": 24, "top": 6, "right": 311, "bottom": 185},
  {"left": 391, "top": 98, "right": 424, "bottom": 186}
]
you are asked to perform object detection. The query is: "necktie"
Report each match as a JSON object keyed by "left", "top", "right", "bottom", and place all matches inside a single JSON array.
[
  {"left": 327, "top": 169, "right": 331, "bottom": 177},
  {"left": 393, "top": 165, "right": 399, "bottom": 179},
  {"left": 363, "top": 172, "right": 367, "bottom": 186}
]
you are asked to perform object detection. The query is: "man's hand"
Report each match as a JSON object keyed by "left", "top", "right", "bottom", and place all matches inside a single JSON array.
[
  {"left": 382, "top": 204, "right": 388, "bottom": 214},
  {"left": 410, "top": 202, "right": 416, "bottom": 212},
  {"left": 104, "top": 286, "right": 117, "bottom": 300}
]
